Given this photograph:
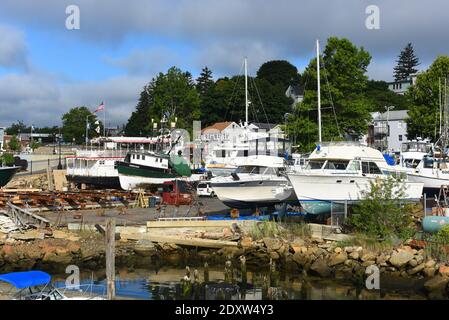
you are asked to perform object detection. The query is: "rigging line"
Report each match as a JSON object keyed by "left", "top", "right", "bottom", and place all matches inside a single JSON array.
[
  {"left": 247, "top": 80, "right": 260, "bottom": 125},
  {"left": 251, "top": 76, "right": 270, "bottom": 125},
  {"left": 321, "top": 59, "right": 342, "bottom": 137},
  {"left": 223, "top": 60, "right": 245, "bottom": 122}
]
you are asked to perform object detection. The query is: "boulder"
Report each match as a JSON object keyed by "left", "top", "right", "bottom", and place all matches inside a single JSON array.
[
  {"left": 270, "top": 251, "right": 280, "bottom": 260},
  {"left": 408, "top": 263, "right": 425, "bottom": 275},
  {"left": 438, "top": 265, "right": 449, "bottom": 277},
  {"left": 134, "top": 240, "right": 157, "bottom": 256},
  {"left": 408, "top": 259, "right": 418, "bottom": 268},
  {"left": 424, "top": 275, "right": 449, "bottom": 294},
  {"left": 334, "top": 247, "right": 342, "bottom": 254},
  {"left": 425, "top": 259, "right": 436, "bottom": 268},
  {"left": 328, "top": 252, "right": 347, "bottom": 267},
  {"left": 292, "top": 252, "right": 308, "bottom": 267},
  {"left": 263, "top": 238, "right": 282, "bottom": 252},
  {"left": 344, "top": 246, "right": 354, "bottom": 253},
  {"left": 240, "top": 237, "right": 253, "bottom": 249},
  {"left": 389, "top": 251, "right": 414, "bottom": 268},
  {"left": 423, "top": 267, "right": 436, "bottom": 278},
  {"left": 361, "top": 261, "right": 376, "bottom": 267},
  {"left": 310, "top": 258, "right": 331, "bottom": 277},
  {"left": 349, "top": 251, "right": 360, "bottom": 260},
  {"left": 361, "top": 252, "right": 376, "bottom": 262},
  {"left": 376, "top": 254, "right": 387, "bottom": 265}
]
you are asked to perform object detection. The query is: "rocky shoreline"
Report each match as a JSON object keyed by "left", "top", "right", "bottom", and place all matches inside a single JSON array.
[{"left": 1, "top": 229, "right": 449, "bottom": 299}]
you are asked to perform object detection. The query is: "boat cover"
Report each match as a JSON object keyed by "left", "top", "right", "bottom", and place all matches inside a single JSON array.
[{"left": 0, "top": 271, "right": 51, "bottom": 289}]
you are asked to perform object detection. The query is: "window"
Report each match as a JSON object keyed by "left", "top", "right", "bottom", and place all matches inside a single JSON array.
[
  {"left": 244, "top": 150, "right": 248, "bottom": 157},
  {"left": 136, "top": 154, "right": 140, "bottom": 160},
  {"left": 362, "top": 162, "right": 382, "bottom": 174},
  {"left": 324, "top": 160, "right": 349, "bottom": 170},
  {"left": 399, "top": 135, "right": 403, "bottom": 141},
  {"left": 306, "top": 160, "right": 326, "bottom": 170},
  {"left": 347, "top": 160, "right": 361, "bottom": 171},
  {"left": 142, "top": 155, "right": 145, "bottom": 160}
]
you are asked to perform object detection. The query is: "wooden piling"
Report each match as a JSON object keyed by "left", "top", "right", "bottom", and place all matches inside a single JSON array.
[
  {"left": 106, "top": 218, "right": 116, "bottom": 300},
  {"left": 204, "top": 262, "right": 209, "bottom": 283}
]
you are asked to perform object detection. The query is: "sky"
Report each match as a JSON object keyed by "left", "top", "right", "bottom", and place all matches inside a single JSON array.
[{"left": 0, "top": 0, "right": 448, "bottom": 128}]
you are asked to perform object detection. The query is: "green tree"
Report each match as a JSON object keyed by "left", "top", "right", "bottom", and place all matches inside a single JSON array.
[
  {"left": 125, "top": 67, "right": 201, "bottom": 135},
  {"left": 393, "top": 43, "right": 420, "bottom": 81},
  {"left": 62, "top": 106, "right": 102, "bottom": 144},
  {"left": 365, "top": 80, "right": 410, "bottom": 112},
  {"left": 348, "top": 175, "right": 414, "bottom": 240},
  {"left": 256, "top": 60, "right": 300, "bottom": 88},
  {"left": 406, "top": 55, "right": 449, "bottom": 141},
  {"left": 8, "top": 135, "right": 21, "bottom": 152},
  {"left": 6, "top": 121, "right": 27, "bottom": 135},
  {"left": 196, "top": 67, "right": 214, "bottom": 96},
  {"left": 288, "top": 37, "right": 372, "bottom": 152}
]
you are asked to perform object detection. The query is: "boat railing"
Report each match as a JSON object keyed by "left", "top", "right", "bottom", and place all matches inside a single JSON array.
[
  {"left": 75, "top": 149, "right": 128, "bottom": 158},
  {"left": 56, "top": 283, "right": 107, "bottom": 299}
]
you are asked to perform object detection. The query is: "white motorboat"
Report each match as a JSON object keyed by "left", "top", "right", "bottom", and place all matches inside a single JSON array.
[
  {"left": 210, "top": 155, "right": 296, "bottom": 209},
  {"left": 287, "top": 142, "right": 424, "bottom": 211}
]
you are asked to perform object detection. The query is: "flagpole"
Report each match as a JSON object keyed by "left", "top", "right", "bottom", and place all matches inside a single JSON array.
[{"left": 103, "top": 104, "right": 106, "bottom": 137}]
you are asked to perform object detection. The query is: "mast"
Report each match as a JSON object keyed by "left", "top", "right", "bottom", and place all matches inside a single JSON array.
[
  {"left": 244, "top": 57, "right": 249, "bottom": 127},
  {"left": 316, "top": 39, "right": 322, "bottom": 143},
  {"left": 439, "top": 78, "right": 442, "bottom": 137}
]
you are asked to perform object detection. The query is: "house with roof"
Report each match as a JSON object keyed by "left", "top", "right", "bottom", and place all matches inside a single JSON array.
[
  {"left": 201, "top": 121, "right": 241, "bottom": 142},
  {"left": 387, "top": 75, "right": 417, "bottom": 95},
  {"left": 365, "top": 110, "right": 409, "bottom": 152},
  {"left": 285, "top": 84, "right": 304, "bottom": 106}
]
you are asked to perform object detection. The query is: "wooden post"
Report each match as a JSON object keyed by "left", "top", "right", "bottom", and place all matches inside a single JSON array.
[{"left": 106, "top": 218, "right": 116, "bottom": 300}]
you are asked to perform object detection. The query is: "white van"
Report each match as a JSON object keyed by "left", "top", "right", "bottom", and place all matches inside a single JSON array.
[{"left": 196, "top": 182, "right": 215, "bottom": 197}]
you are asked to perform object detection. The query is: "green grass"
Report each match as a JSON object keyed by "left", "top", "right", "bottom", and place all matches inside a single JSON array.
[
  {"left": 336, "top": 232, "right": 394, "bottom": 252},
  {"left": 247, "top": 221, "right": 311, "bottom": 240}
]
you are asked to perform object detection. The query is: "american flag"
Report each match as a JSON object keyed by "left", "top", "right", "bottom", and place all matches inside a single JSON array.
[{"left": 94, "top": 101, "right": 105, "bottom": 113}]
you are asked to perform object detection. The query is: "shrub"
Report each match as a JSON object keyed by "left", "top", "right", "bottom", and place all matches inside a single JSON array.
[
  {"left": 346, "top": 175, "right": 415, "bottom": 241},
  {"left": 0, "top": 153, "right": 15, "bottom": 166}
]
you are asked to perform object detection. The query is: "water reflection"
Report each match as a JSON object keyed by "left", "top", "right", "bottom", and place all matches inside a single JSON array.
[{"left": 53, "top": 267, "right": 428, "bottom": 300}]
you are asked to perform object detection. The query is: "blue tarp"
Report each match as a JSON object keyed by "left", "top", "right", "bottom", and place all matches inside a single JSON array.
[
  {"left": 383, "top": 153, "right": 396, "bottom": 166},
  {"left": 0, "top": 271, "right": 51, "bottom": 289},
  {"left": 207, "top": 215, "right": 270, "bottom": 221}
]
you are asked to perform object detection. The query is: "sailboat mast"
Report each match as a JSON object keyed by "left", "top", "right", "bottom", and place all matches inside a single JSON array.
[
  {"left": 245, "top": 57, "right": 249, "bottom": 127},
  {"left": 316, "top": 39, "right": 322, "bottom": 143}
]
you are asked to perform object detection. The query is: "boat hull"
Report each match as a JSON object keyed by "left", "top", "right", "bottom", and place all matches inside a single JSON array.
[
  {"left": 407, "top": 173, "right": 447, "bottom": 197},
  {"left": 211, "top": 179, "right": 294, "bottom": 209},
  {"left": 0, "top": 166, "right": 19, "bottom": 187},
  {"left": 66, "top": 175, "right": 121, "bottom": 189},
  {"left": 287, "top": 173, "right": 423, "bottom": 202}
]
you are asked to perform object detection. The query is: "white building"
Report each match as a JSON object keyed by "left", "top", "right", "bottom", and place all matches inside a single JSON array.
[
  {"left": 368, "top": 110, "right": 409, "bottom": 152},
  {"left": 285, "top": 84, "right": 304, "bottom": 106},
  {"left": 387, "top": 75, "right": 417, "bottom": 95}
]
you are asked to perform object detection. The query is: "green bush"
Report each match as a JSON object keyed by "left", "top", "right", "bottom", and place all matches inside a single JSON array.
[
  {"left": 434, "top": 225, "right": 449, "bottom": 244},
  {"left": 347, "top": 175, "right": 415, "bottom": 241},
  {"left": 0, "top": 153, "right": 15, "bottom": 166}
]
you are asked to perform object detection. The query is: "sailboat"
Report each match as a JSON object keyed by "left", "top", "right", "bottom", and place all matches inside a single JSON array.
[
  {"left": 210, "top": 58, "right": 296, "bottom": 209},
  {"left": 286, "top": 40, "right": 423, "bottom": 214},
  {"left": 403, "top": 77, "right": 449, "bottom": 197}
]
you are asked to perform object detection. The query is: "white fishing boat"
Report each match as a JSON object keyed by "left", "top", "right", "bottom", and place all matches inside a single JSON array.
[{"left": 66, "top": 136, "right": 159, "bottom": 189}]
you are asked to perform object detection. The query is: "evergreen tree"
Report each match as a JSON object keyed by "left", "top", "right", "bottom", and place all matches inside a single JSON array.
[
  {"left": 196, "top": 67, "right": 214, "bottom": 96},
  {"left": 393, "top": 43, "right": 420, "bottom": 81}
]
